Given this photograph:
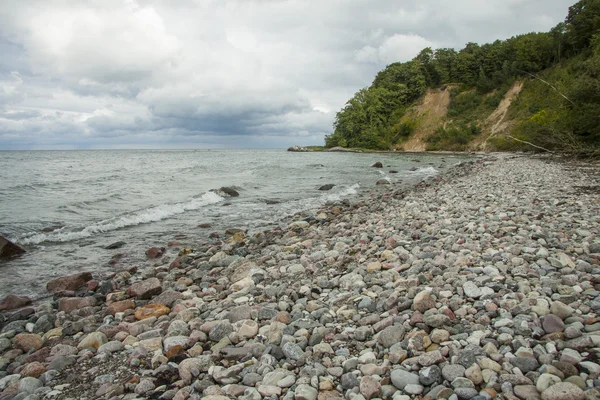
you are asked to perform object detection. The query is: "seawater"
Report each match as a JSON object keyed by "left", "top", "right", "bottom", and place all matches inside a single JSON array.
[{"left": 0, "top": 149, "right": 469, "bottom": 298}]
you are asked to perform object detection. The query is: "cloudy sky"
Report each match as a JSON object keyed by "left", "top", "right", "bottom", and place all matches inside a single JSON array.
[{"left": 0, "top": 0, "right": 574, "bottom": 149}]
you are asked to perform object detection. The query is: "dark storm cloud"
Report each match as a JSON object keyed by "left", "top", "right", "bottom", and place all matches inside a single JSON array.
[{"left": 0, "top": 0, "right": 575, "bottom": 149}]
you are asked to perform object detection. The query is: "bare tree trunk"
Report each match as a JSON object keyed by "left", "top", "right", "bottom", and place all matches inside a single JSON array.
[{"left": 507, "top": 136, "right": 554, "bottom": 153}]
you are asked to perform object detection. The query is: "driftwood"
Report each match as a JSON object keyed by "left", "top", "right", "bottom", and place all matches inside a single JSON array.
[{"left": 507, "top": 135, "right": 554, "bottom": 153}]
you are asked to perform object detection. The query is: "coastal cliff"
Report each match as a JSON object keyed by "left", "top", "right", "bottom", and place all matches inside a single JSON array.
[{"left": 324, "top": 0, "right": 600, "bottom": 154}]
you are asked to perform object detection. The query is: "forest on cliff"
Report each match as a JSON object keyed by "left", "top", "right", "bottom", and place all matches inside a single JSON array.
[{"left": 325, "top": 0, "right": 600, "bottom": 153}]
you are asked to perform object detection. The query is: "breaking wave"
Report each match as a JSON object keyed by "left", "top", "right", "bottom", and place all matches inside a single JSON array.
[{"left": 19, "top": 191, "right": 224, "bottom": 245}]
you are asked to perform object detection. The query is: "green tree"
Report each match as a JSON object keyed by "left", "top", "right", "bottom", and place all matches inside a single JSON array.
[
  {"left": 433, "top": 48, "right": 458, "bottom": 83},
  {"left": 565, "top": 0, "right": 600, "bottom": 52}
]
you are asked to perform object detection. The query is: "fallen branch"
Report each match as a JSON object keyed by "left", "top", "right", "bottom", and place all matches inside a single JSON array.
[
  {"left": 518, "top": 70, "right": 576, "bottom": 106},
  {"left": 507, "top": 135, "right": 554, "bottom": 153}
]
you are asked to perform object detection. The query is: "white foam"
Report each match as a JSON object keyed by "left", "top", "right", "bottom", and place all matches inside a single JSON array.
[
  {"left": 19, "top": 191, "right": 224, "bottom": 245},
  {"left": 413, "top": 166, "right": 438, "bottom": 174},
  {"left": 323, "top": 183, "right": 360, "bottom": 202}
]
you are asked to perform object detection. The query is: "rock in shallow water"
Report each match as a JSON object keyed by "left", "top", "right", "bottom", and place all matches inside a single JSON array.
[
  {"left": 46, "top": 271, "right": 92, "bottom": 293},
  {"left": 0, "top": 294, "right": 32, "bottom": 311},
  {"left": 0, "top": 235, "right": 26, "bottom": 258}
]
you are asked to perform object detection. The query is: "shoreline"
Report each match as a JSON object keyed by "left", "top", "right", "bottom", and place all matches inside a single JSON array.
[{"left": 1, "top": 155, "right": 599, "bottom": 399}]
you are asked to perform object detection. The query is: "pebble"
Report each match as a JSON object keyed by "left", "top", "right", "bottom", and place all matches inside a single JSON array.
[{"left": 0, "top": 156, "right": 599, "bottom": 400}]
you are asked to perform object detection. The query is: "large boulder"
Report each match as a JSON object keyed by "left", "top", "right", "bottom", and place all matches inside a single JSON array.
[
  {"left": 0, "top": 294, "right": 32, "bottom": 311},
  {"left": 0, "top": 236, "right": 25, "bottom": 258},
  {"left": 46, "top": 272, "right": 93, "bottom": 293},
  {"left": 372, "top": 162, "right": 383, "bottom": 168}
]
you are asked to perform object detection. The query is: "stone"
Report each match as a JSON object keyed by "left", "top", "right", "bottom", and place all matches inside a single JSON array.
[
  {"left": 135, "top": 378, "right": 156, "bottom": 394},
  {"left": 127, "top": 277, "right": 162, "bottom": 299},
  {"left": 58, "top": 296, "right": 97, "bottom": 313},
  {"left": 48, "top": 355, "right": 76, "bottom": 371},
  {"left": 360, "top": 376, "right": 381, "bottom": 399},
  {"left": 465, "top": 364, "right": 483, "bottom": 386},
  {"left": 431, "top": 329, "right": 450, "bottom": 343},
  {"left": 257, "top": 385, "right": 282, "bottom": 396},
  {"left": 20, "top": 362, "right": 46, "bottom": 378},
  {"left": 510, "top": 357, "right": 540, "bottom": 373},
  {"left": 0, "top": 294, "right": 32, "bottom": 311},
  {"left": 18, "top": 377, "right": 42, "bottom": 394},
  {"left": 135, "top": 303, "right": 170, "bottom": 320},
  {"left": 550, "top": 301, "right": 573, "bottom": 320},
  {"left": 390, "top": 369, "right": 419, "bottom": 390},
  {"left": 145, "top": 246, "right": 165, "bottom": 259},
  {"left": 543, "top": 315, "right": 565, "bottom": 333},
  {"left": 77, "top": 331, "right": 108, "bottom": 350},
  {"left": 14, "top": 333, "right": 43, "bottom": 352},
  {"left": 514, "top": 385, "right": 541, "bottom": 400},
  {"left": 418, "top": 350, "right": 444, "bottom": 366},
  {"left": 282, "top": 342, "right": 304, "bottom": 361},
  {"left": 227, "top": 305, "right": 252, "bottom": 323},
  {"left": 463, "top": 281, "right": 482, "bottom": 298},
  {"left": 413, "top": 290, "right": 436, "bottom": 313},
  {"left": 237, "top": 320, "right": 259, "bottom": 339},
  {"left": 419, "top": 365, "right": 442, "bottom": 386},
  {"left": 46, "top": 272, "right": 93, "bottom": 293},
  {"left": 220, "top": 187, "right": 240, "bottom": 197},
  {"left": 341, "top": 373, "right": 360, "bottom": 390},
  {"left": 267, "top": 322, "right": 286, "bottom": 345},
  {"left": 106, "top": 299, "right": 135, "bottom": 315},
  {"left": 295, "top": 384, "right": 318, "bottom": 400},
  {"left": 138, "top": 337, "right": 163, "bottom": 352},
  {"left": 442, "top": 364, "right": 466, "bottom": 381},
  {"left": 540, "top": 382, "right": 585, "bottom": 400},
  {"left": 423, "top": 314, "right": 451, "bottom": 328},
  {"left": 319, "top": 184, "right": 335, "bottom": 191},
  {"left": 98, "top": 340, "right": 124, "bottom": 353},
  {"left": 149, "top": 290, "right": 183, "bottom": 307},
  {"left": 0, "top": 235, "right": 26, "bottom": 258},
  {"left": 105, "top": 241, "right": 125, "bottom": 249},
  {"left": 179, "top": 356, "right": 213, "bottom": 384},
  {"left": 209, "top": 322, "right": 234, "bottom": 342},
  {"left": 378, "top": 325, "right": 406, "bottom": 348},
  {"left": 404, "top": 384, "right": 424, "bottom": 395}
]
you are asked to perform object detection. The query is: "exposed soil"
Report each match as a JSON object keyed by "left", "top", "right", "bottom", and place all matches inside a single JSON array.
[{"left": 401, "top": 88, "right": 452, "bottom": 152}]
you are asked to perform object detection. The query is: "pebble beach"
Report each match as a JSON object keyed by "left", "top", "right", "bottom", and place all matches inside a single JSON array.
[{"left": 1, "top": 154, "right": 600, "bottom": 400}]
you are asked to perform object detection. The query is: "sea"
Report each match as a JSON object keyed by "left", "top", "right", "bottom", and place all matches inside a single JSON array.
[{"left": 0, "top": 149, "right": 470, "bottom": 299}]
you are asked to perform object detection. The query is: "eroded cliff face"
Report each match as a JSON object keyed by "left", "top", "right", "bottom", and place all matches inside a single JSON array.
[
  {"left": 400, "top": 87, "right": 452, "bottom": 152},
  {"left": 399, "top": 81, "right": 524, "bottom": 152},
  {"left": 476, "top": 80, "right": 524, "bottom": 151}
]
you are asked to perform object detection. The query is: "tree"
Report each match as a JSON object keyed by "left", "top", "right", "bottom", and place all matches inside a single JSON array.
[
  {"left": 565, "top": 0, "right": 600, "bottom": 51},
  {"left": 433, "top": 48, "right": 458, "bottom": 83}
]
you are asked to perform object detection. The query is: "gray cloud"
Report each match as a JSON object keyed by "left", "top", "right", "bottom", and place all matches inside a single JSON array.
[{"left": 0, "top": 0, "right": 574, "bottom": 149}]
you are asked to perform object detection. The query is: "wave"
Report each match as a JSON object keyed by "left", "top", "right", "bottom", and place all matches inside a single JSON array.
[
  {"left": 322, "top": 183, "right": 360, "bottom": 202},
  {"left": 412, "top": 166, "right": 438, "bottom": 174},
  {"left": 3, "top": 174, "right": 124, "bottom": 192},
  {"left": 18, "top": 191, "right": 224, "bottom": 245},
  {"left": 69, "top": 193, "right": 125, "bottom": 208}
]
